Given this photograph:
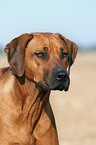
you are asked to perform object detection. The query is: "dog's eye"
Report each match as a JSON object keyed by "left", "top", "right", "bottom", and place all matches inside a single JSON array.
[
  {"left": 62, "top": 52, "right": 68, "bottom": 59},
  {"left": 34, "top": 52, "right": 47, "bottom": 59}
]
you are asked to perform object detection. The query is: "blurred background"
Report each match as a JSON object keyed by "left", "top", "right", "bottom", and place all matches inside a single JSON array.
[{"left": 0, "top": 0, "right": 96, "bottom": 145}]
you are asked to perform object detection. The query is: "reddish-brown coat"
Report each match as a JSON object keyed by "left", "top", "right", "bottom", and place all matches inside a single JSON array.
[{"left": 0, "top": 33, "right": 78, "bottom": 145}]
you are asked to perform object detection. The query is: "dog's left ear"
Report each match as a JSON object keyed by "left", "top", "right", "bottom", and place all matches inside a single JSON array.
[
  {"left": 56, "top": 33, "right": 78, "bottom": 74},
  {"left": 4, "top": 33, "right": 33, "bottom": 77}
]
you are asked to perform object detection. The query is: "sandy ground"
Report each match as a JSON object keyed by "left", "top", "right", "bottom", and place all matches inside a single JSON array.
[{"left": 0, "top": 52, "right": 96, "bottom": 145}]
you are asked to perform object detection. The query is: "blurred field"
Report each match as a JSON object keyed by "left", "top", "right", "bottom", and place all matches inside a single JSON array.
[{"left": 0, "top": 52, "right": 96, "bottom": 145}]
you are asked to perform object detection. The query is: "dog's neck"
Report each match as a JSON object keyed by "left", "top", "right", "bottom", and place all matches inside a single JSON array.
[
  {"left": 15, "top": 74, "right": 50, "bottom": 105},
  {"left": 14, "top": 74, "right": 50, "bottom": 124},
  {"left": 1, "top": 69, "right": 51, "bottom": 136},
  {"left": 14, "top": 75, "right": 50, "bottom": 133}
]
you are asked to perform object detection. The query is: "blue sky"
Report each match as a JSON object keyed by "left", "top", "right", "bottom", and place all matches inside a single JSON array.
[{"left": 0, "top": 0, "right": 96, "bottom": 48}]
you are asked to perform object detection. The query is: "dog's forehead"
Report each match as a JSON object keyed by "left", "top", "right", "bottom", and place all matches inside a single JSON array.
[{"left": 27, "top": 33, "right": 67, "bottom": 52}]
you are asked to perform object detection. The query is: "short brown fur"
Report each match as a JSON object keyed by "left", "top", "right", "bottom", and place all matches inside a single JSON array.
[{"left": 0, "top": 33, "right": 78, "bottom": 145}]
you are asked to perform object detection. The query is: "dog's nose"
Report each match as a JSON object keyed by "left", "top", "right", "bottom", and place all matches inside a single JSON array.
[{"left": 55, "top": 70, "right": 69, "bottom": 81}]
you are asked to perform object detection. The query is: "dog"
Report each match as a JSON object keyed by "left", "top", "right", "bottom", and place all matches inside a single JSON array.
[{"left": 0, "top": 33, "right": 78, "bottom": 145}]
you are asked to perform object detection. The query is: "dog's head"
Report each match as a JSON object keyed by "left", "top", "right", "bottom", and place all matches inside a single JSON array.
[{"left": 5, "top": 33, "right": 78, "bottom": 91}]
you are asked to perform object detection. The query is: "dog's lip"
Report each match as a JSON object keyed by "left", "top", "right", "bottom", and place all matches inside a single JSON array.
[
  {"left": 52, "top": 83, "right": 69, "bottom": 91},
  {"left": 45, "top": 79, "right": 70, "bottom": 91},
  {"left": 53, "top": 85, "right": 64, "bottom": 91},
  {"left": 37, "top": 80, "right": 70, "bottom": 91}
]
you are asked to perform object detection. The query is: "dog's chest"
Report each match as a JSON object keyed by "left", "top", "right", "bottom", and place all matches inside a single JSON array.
[{"left": 0, "top": 110, "right": 32, "bottom": 145}]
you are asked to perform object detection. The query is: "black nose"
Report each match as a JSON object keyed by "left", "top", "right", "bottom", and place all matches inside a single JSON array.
[{"left": 55, "top": 70, "right": 69, "bottom": 81}]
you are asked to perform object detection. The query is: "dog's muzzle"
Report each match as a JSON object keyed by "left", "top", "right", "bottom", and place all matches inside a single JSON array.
[
  {"left": 43, "top": 68, "right": 70, "bottom": 91},
  {"left": 53, "top": 69, "right": 70, "bottom": 91}
]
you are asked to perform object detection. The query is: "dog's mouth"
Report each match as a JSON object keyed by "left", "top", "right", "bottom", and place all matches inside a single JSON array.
[
  {"left": 37, "top": 79, "right": 70, "bottom": 92},
  {"left": 52, "top": 80, "right": 70, "bottom": 91},
  {"left": 44, "top": 71, "right": 70, "bottom": 91},
  {"left": 37, "top": 68, "right": 70, "bottom": 91}
]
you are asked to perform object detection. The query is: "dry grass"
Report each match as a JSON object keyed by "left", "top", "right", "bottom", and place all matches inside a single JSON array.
[{"left": 0, "top": 52, "right": 96, "bottom": 145}]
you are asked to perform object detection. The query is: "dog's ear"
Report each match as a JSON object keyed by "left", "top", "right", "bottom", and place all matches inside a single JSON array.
[
  {"left": 66, "top": 39, "right": 78, "bottom": 66},
  {"left": 4, "top": 33, "right": 33, "bottom": 77},
  {"left": 56, "top": 33, "right": 78, "bottom": 74}
]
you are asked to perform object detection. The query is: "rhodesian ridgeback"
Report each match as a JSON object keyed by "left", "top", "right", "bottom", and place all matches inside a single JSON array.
[{"left": 0, "top": 33, "right": 78, "bottom": 145}]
